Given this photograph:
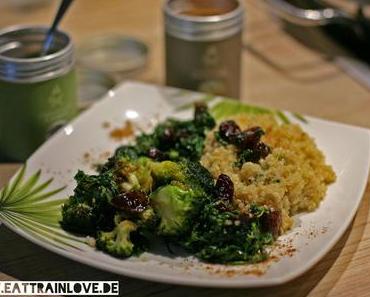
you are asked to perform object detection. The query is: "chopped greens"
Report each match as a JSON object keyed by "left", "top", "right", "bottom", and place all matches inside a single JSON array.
[{"left": 185, "top": 202, "right": 274, "bottom": 263}]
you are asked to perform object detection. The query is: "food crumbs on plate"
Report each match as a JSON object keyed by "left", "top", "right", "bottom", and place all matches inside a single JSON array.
[
  {"left": 99, "top": 151, "right": 111, "bottom": 160},
  {"left": 81, "top": 150, "right": 112, "bottom": 170},
  {"left": 86, "top": 236, "right": 96, "bottom": 247},
  {"left": 102, "top": 121, "right": 111, "bottom": 129},
  {"left": 82, "top": 152, "right": 92, "bottom": 165},
  {"left": 109, "top": 120, "right": 135, "bottom": 141},
  {"left": 321, "top": 226, "right": 328, "bottom": 234}
]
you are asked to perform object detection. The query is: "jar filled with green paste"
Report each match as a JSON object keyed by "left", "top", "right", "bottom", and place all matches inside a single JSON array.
[{"left": 0, "top": 25, "right": 78, "bottom": 161}]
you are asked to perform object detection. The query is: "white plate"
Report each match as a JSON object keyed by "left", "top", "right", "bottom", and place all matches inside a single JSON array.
[{"left": 1, "top": 81, "right": 369, "bottom": 288}]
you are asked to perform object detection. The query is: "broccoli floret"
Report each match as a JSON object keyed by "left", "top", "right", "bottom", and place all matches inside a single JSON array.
[
  {"left": 193, "top": 102, "right": 216, "bottom": 131},
  {"left": 165, "top": 119, "right": 209, "bottom": 160},
  {"left": 99, "top": 147, "right": 154, "bottom": 193},
  {"left": 183, "top": 203, "right": 275, "bottom": 264},
  {"left": 150, "top": 160, "right": 185, "bottom": 186},
  {"left": 72, "top": 170, "right": 119, "bottom": 204},
  {"left": 137, "top": 207, "right": 158, "bottom": 229},
  {"left": 176, "top": 132, "right": 205, "bottom": 160},
  {"left": 115, "top": 145, "right": 141, "bottom": 160},
  {"left": 122, "top": 103, "right": 215, "bottom": 161},
  {"left": 136, "top": 133, "right": 159, "bottom": 153},
  {"left": 60, "top": 170, "right": 117, "bottom": 235},
  {"left": 103, "top": 158, "right": 215, "bottom": 239},
  {"left": 150, "top": 160, "right": 214, "bottom": 195},
  {"left": 149, "top": 160, "right": 214, "bottom": 237},
  {"left": 96, "top": 220, "right": 139, "bottom": 258},
  {"left": 98, "top": 145, "right": 142, "bottom": 173},
  {"left": 116, "top": 157, "right": 153, "bottom": 193},
  {"left": 61, "top": 198, "right": 95, "bottom": 234},
  {"left": 150, "top": 185, "right": 199, "bottom": 236}
]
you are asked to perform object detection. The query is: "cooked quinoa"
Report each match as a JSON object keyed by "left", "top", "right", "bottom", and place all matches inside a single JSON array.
[{"left": 201, "top": 114, "right": 336, "bottom": 232}]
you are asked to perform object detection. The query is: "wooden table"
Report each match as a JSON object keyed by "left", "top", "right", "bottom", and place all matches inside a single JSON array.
[{"left": 1, "top": 1, "right": 370, "bottom": 296}]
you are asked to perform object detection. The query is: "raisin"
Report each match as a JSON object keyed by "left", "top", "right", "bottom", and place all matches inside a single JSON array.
[
  {"left": 255, "top": 142, "right": 271, "bottom": 159},
  {"left": 161, "top": 127, "right": 175, "bottom": 143},
  {"left": 215, "top": 174, "right": 234, "bottom": 202},
  {"left": 214, "top": 200, "right": 232, "bottom": 212},
  {"left": 218, "top": 120, "right": 241, "bottom": 144},
  {"left": 236, "top": 126, "right": 264, "bottom": 149},
  {"left": 236, "top": 142, "right": 271, "bottom": 167},
  {"left": 260, "top": 209, "right": 282, "bottom": 238},
  {"left": 111, "top": 191, "right": 149, "bottom": 214},
  {"left": 194, "top": 102, "right": 208, "bottom": 116},
  {"left": 148, "top": 147, "right": 166, "bottom": 161},
  {"left": 239, "top": 212, "right": 251, "bottom": 224}
]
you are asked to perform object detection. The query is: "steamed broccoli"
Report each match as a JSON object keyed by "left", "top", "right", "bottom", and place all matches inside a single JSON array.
[
  {"left": 150, "top": 160, "right": 185, "bottom": 186},
  {"left": 101, "top": 102, "right": 215, "bottom": 166},
  {"left": 116, "top": 157, "right": 153, "bottom": 193},
  {"left": 96, "top": 220, "right": 140, "bottom": 258},
  {"left": 148, "top": 158, "right": 276, "bottom": 263},
  {"left": 150, "top": 116, "right": 212, "bottom": 160},
  {"left": 136, "top": 207, "right": 158, "bottom": 230},
  {"left": 98, "top": 145, "right": 141, "bottom": 173},
  {"left": 193, "top": 102, "right": 216, "bottom": 130},
  {"left": 151, "top": 160, "right": 215, "bottom": 195},
  {"left": 149, "top": 160, "right": 214, "bottom": 237},
  {"left": 150, "top": 185, "right": 198, "bottom": 236},
  {"left": 61, "top": 198, "right": 95, "bottom": 234},
  {"left": 61, "top": 103, "right": 279, "bottom": 264},
  {"left": 60, "top": 170, "right": 117, "bottom": 235},
  {"left": 95, "top": 207, "right": 158, "bottom": 258}
]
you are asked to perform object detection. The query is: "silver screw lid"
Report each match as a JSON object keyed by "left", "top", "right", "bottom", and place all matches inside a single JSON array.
[
  {"left": 0, "top": 25, "right": 74, "bottom": 83},
  {"left": 164, "top": 0, "right": 244, "bottom": 41}
]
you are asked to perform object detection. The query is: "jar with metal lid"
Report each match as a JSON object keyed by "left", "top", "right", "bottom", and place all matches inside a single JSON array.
[
  {"left": 0, "top": 25, "right": 78, "bottom": 161},
  {"left": 164, "top": 0, "right": 244, "bottom": 98}
]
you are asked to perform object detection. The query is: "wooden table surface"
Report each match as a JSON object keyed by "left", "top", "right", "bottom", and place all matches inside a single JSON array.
[{"left": 1, "top": 1, "right": 370, "bottom": 296}]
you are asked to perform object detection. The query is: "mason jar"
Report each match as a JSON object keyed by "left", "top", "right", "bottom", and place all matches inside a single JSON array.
[
  {"left": 0, "top": 25, "right": 78, "bottom": 161},
  {"left": 164, "top": 0, "right": 244, "bottom": 98}
]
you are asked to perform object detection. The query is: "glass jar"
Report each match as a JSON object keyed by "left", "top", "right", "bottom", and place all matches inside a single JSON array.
[
  {"left": 164, "top": 0, "right": 244, "bottom": 98},
  {"left": 0, "top": 25, "right": 78, "bottom": 161}
]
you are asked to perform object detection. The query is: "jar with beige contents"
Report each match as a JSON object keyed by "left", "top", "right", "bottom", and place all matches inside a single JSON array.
[{"left": 164, "top": 0, "right": 244, "bottom": 98}]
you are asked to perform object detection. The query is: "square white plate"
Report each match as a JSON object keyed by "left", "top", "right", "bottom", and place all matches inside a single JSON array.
[{"left": 1, "top": 81, "right": 369, "bottom": 288}]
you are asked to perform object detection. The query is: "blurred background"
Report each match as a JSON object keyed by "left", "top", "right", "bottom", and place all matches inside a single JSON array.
[
  {"left": 0, "top": 0, "right": 368, "bottom": 118},
  {"left": 0, "top": 0, "right": 370, "bottom": 161}
]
